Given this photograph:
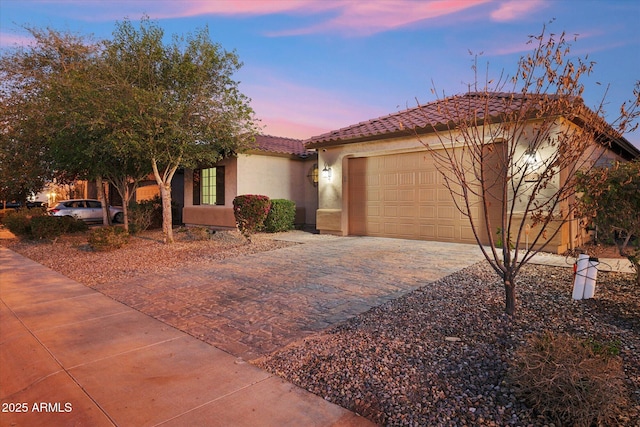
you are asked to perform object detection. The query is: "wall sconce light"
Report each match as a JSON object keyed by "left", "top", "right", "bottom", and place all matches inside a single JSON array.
[
  {"left": 524, "top": 149, "right": 541, "bottom": 182},
  {"left": 307, "top": 163, "right": 319, "bottom": 187},
  {"left": 524, "top": 149, "right": 538, "bottom": 166},
  {"left": 322, "top": 164, "right": 332, "bottom": 181}
]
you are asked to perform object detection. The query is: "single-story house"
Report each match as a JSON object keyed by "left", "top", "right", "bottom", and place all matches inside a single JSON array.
[
  {"left": 305, "top": 92, "right": 640, "bottom": 253},
  {"left": 182, "top": 134, "right": 318, "bottom": 230}
]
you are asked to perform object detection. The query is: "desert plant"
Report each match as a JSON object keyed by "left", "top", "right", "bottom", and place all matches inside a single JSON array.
[
  {"left": 575, "top": 160, "right": 640, "bottom": 284},
  {"left": 128, "top": 196, "right": 163, "bottom": 234},
  {"left": 182, "top": 226, "right": 212, "bottom": 241},
  {"left": 1, "top": 208, "right": 48, "bottom": 237},
  {"left": 508, "top": 331, "right": 628, "bottom": 426},
  {"left": 2, "top": 209, "right": 33, "bottom": 236},
  {"left": 88, "top": 226, "right": 129, "bottom": 251},
  {"left": 264, "top": 199, "right": 296, "bottom": 233},
  {"left": 233, "top": 194, "right": 270, "bottom": 241},
  {"left": 30, "top": 215, "right": 87, "bottom": 239}
]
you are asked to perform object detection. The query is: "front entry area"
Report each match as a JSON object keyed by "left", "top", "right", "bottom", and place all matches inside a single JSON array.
[{"left": 348, "top": 152, "right": 480, "bottom": 243}]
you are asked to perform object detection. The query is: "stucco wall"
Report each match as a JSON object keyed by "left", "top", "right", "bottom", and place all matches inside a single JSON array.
[
  {"left": 237, "top": 153, "right": 317, "bottom": 226},
  {"left": 182, "top": 153, "right": 318, "bottom": 229},
  {"left": 183, "top": 157, "right": 238, "bottom": 228},
  {"left": 316, "top": 133, "right": 438, "bottom": 236},
  {"left": 314, "top": 121, "right": 628, "bottom": 252}
]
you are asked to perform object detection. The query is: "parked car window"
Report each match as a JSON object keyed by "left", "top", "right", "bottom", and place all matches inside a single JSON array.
[{"left": 86, "top": 200, "right": 101, "bottom": 208}]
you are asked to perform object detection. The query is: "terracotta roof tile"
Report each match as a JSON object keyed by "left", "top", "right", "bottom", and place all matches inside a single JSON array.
[
  {"left": 304, "top": 92, "right": 550, "bottom": 148},
  {"left": 253, "top": 134, "right": 313, "bottom": 157}
]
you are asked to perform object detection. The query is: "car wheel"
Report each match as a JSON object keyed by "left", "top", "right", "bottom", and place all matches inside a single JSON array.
[{"left": 114, "top": 212, "right": 124, "bottom": 223}]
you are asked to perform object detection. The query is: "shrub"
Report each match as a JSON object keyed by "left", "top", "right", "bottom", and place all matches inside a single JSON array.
[
  {"left": 508, "top": 331, "right": 628, "bottom": 426},
  {"left": 129, "top": 196, "right": 162, "bottom": 234},
  {"left": 264, "top": 199, "right": 296, "bottom": 233},
  {"left": 2, "top": 209, "right": 33, "bottom": 236},
  {"left": 30, "top": 216, "right": 87, "bottom": 239},
  {"left": 2, "top": 208, "right": 49, "bottom": 237},
  {"left": 61, "top": 216, "right": 90, "bottom": 233},
  {"left": 88, "top": 226, "right": 129, "bottom": 251},
  {"left": 182, "top": 226, "right": 212, "bottom": 241},
  {"left": 233, "top": 195, "right": 270, "bottom": 241}
]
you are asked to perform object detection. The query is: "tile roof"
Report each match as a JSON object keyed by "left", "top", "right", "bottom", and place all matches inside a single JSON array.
[
  {"left": 304, "top": 92, "right": 566, "bottom": 148},
  {"left": 253, "top": 134, "right": 313, "bottom": 157}
]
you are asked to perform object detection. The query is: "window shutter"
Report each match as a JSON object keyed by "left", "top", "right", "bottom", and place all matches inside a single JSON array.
[
  {"left": 193, "top": 169, "right": 201, "bottom": 205},
  {"left": 216, "top": 166, "right": 225, "bottom": 205}
]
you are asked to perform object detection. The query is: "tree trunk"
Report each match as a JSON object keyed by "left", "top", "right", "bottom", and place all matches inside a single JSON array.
[
  {"left": 96, "top": 177, "right": 110, "bottom": 226},
  {"left": 159, "top": 182, "right": 173, "bottom": 243},
  {"left": 504, "top": 280, "right": 516, "bottom": 316}
]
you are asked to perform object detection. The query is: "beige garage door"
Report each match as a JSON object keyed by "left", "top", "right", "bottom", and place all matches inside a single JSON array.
[{"left": 348, "top": 152, "right": 480, "bottom": 243}]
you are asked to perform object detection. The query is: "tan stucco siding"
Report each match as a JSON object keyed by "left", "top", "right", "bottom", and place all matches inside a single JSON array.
[
  {"left": 182, "top": 154, "right": 318, "bottom": 228},
  {"left": 237, "top": 154, "right": 317, "bottom": 226},
  {"left": 183, "top": 206, "right": 236, "bottom": 228}
]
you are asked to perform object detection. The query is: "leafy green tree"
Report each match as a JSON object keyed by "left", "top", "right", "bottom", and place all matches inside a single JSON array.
[
  {"left": 0, "top": 96, "right": 50, "bottom": 204},
  {"left": 101, "top": 18, "right": 258, "bottom": 242},
  {"left": 576, "top": 160, "right": 640, "bottom": 283}
]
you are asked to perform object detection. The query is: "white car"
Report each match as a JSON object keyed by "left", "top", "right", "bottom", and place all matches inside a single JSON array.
[{"left": 49, "top": 199, "right": 124, "bottom": 223}]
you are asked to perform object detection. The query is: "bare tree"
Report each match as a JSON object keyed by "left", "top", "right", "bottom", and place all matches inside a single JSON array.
[{"left": 416, "top": 25, "right": 639, "bottom": 315}]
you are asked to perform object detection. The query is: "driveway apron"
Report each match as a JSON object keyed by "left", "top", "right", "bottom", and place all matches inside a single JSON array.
[{"left": 92, "top": 235, "right": 486, "bottom": 361}]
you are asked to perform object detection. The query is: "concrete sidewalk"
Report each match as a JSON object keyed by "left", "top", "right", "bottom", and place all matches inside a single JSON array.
[{"left": 0, "top": 247, "right": 374, "bottom": 427}]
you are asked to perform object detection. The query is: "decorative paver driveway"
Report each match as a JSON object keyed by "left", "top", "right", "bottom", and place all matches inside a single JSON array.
[{"left": 97, "top": 234, "right": 485, "bottom": 361}]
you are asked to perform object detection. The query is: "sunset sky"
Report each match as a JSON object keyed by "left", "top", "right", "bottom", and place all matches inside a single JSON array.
[{"left": 1, "top": 0, "right": 639, "bottom": 146}]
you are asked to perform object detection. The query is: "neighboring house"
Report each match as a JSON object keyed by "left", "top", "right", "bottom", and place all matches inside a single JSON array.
[
  {"left": 305, "top": 92, "right": 640, "bottom": 253},
  {"left": 182, "top": 134, "right": 318, "bottom": 229}
]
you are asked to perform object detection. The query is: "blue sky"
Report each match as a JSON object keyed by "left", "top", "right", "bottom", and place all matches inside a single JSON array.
[{"left": 1, "top": 0, "right": 639, "bottom": 146}]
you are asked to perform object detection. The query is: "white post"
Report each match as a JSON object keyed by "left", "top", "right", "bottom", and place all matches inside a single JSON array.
[
  {"left": 583, "top": 257, "right": 599, "bottom": 299},
  {"left": 572, "top": 254, "right": 589, "bottom": 300}
]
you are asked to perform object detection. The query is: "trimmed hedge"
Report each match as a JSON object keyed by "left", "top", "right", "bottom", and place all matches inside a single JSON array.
[
  {"left": 233, "top": 195, "right": 271, "bottom": 241},
  {"left": 264, "top": 199, "right": 296, "bottom": 233}
]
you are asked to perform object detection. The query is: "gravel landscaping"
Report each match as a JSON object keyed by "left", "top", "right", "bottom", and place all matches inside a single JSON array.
[
  {"left": 2, "top": 228, "right": 639, "bottom": 426},
  {"left": 257, "top": 262, "right": 640, "bottom": 426}
]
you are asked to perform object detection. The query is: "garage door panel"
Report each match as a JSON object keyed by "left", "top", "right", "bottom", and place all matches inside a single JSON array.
[
  {"left": 437, "top": 206, "right": 454, "bottom": 219},
  {"left": 419, "top": 189, "right": 436, "bottom": 201},
  {"left": 384, "top": 206, "right": 397, "bottom": 217},
  {"left": 383, "top": 173, "right": 397, "bottom": 185},
  {"left": 384, "top": 189, "right": 398, "bottom": 201},
  {"left": 420, "top": 206, "right": 436, "bottom": 218},
  {"left": 437, "top": 225, "right": 455, "bottom": 239}
]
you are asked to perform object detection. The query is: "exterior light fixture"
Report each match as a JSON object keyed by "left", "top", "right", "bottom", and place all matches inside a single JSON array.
[
  {"left": 524, "top": 149, "right": 538, "bottom": 166},
  {"left": 524, "top": 149, "right": 541, "bottom": 182},
  {"left": 322, "top": 164, "right": 332, "bottom": 181},
  {"left": 307, "top": 163, "right": 319, "bottom": 187}
]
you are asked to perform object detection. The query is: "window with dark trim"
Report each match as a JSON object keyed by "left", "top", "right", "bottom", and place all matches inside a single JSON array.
[{"left": 193, "top": 166, "right": 225, "bottom": 205}]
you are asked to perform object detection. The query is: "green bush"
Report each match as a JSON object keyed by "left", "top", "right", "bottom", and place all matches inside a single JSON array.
[
  {"left": 129, "top": 196, "right": 162, "bottom": 234},
  {"left": 3, "top": 209, "right": 87, "bottom": 239},
  {"left": 233, "top": 195, "right": 270, "bottom": 241},
  {"left": 2, "top": 209, "right": 32, "bottom": 236},
  {"left": 88, "top": 226, "right": 129, "bottom": 251},
  {"left": 30, "top": 216, "right": 87, "bottom": 239},
  {"left": 181, "top": 226, "right": 212, "bottom": 241},
  {"left": 508, "top": 331, "right": 628, "bottom": 426},
  {"left": 264, "top": 199, "right": 296, "bottom": 233}
]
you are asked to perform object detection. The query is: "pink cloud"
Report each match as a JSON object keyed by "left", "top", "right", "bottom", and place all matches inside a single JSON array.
[
  {"left": 490, "top": 0, "right": 547, "bottom": 22},
  {"left": 0, "top": 32, "right": 35, "bottom": 48},
  {"left": 259, "top": 117, "right": 331, "bottom": 140},
  {"left": 269, "top": 0, "right": 492, "bottom": 36},
  {"left": 241, "top": 70, "right": 386, "bottom": 138},
  {"left": 81, "top": 0, "right": 491, "bottom": 36}
]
